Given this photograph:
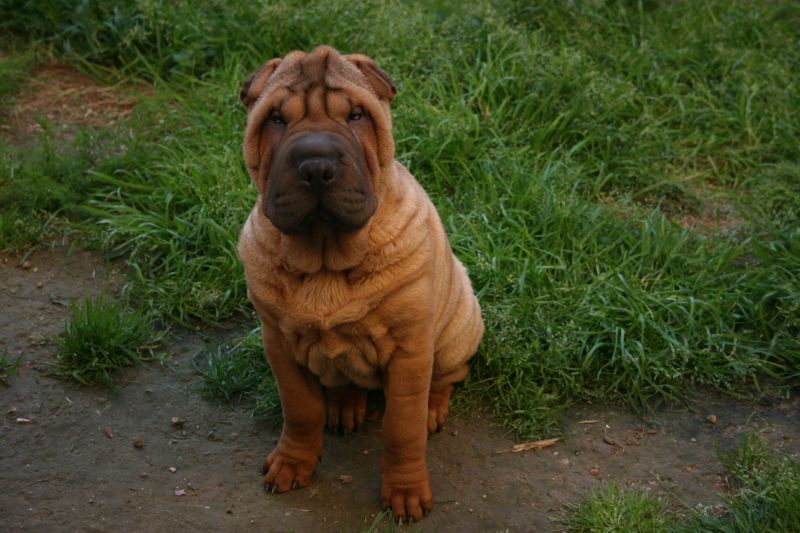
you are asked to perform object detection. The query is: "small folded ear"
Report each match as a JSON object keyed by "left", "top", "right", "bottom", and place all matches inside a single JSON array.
[
  {"left": 240, "top": 58, "right": 282, "bottom": 110},
  {"left": 346, "top": 54, "right": 396, "bottom": 103}
]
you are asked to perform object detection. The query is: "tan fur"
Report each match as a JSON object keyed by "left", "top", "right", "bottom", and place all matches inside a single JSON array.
[{"left": 237, "top": 45, "right": 483, "bottom": 522}]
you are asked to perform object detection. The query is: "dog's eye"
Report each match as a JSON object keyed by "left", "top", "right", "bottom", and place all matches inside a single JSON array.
[
  {"left": 270, "top": 111, "right": 286, "bottom": 125},
  {"left": 348, "top": 107, "right": 365, "bottom": 122}
]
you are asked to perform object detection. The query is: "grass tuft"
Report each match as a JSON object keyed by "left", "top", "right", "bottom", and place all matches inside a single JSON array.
[
  {"left": 676, "top": 433, "right": 800, "bottom": 532},
  {"left": 197, "top": 328, "right": 281, "bottom": 425},
  {"left": 340, "top": 510, "right": 398, "bottom": 533},
  {"left": 0, "top": 349, "right": 23, "bottom": 384},
  {"left": 54, "top": 295, "right": 155, "bottom": 388},
  {"left": 558, "top": 484, "right": 670, "bottom": 533}
]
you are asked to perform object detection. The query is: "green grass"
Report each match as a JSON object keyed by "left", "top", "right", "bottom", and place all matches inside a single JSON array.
[
  {"left": 0, "top": 349, "right": 23, "bottom": 384},
  {"left": 559, "top": 433, "right": 800, "bottom": 533},
  {"left": 559, "top": 484, "right": 670, "bottom": 533},
  {"left": 1, "top": 0, "right": 798, "bottom": 436},
  {"left": 54, "top": 295, "right": 157, "bottom": 387},
  {"left": 196, "top": 329, "right": 281, "bottom": 424},
  {"left": 341, "top": 510, "right": 401, "bottom": 533},
  {"left": 0, "top": 50, "right": 31, "bottom": 114},
  {"left": 0, "top": 128, "right": 114, "bottom": 250}
]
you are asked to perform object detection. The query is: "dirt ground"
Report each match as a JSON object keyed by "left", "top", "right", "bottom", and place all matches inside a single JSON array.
[
  {"left": 0, "top": 61, "right": 145, "bottom": 148},
  {"left": 1, "top": 247, "right": 799, "bottom": 533}
]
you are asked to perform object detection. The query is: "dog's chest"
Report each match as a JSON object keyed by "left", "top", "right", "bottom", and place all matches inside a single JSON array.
[
  {"left": 287, "top": 317, "right": 395, "bottom": 389},
  {"left": 266, "top": 271, "right": 396, "bottom": 389}
]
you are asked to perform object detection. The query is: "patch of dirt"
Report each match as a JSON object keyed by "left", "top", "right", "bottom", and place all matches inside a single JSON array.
[
  {"left": 2, "top": 248, "right": 798, "bottom": 531},
  {"left": 603, "top": 176, "right": 744, "bottom": 238},
  {"left": 670, "top": 182, "right": 743, "bottom": 237},
  {"left": 1, "top": 62, "right": 149, "bottom": 147},
  {"left": 651, "top": 159, "right": 747, "bottom": 237}
]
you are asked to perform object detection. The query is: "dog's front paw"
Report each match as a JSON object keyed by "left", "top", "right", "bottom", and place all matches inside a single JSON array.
[
  {"left": 380, "top": 479, "right": 433, "bottom": 522},
  {"left": 262, "top": 447, "right": 318, "bottom": 493}
]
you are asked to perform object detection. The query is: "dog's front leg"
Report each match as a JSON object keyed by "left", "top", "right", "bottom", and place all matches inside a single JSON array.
[
  {"left": 260, "top": 323, "right": 325, "bottom": 493},
  {"left": 380, "top": 342, "right": 434, "bottom": 522}
]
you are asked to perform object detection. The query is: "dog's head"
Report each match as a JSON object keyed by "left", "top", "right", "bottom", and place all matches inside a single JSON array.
[{"left": 241, "top": 46, "right": 396, "bottom": 236}]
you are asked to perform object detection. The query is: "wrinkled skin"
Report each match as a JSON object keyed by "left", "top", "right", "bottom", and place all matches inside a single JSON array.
[
  {"left": 237, "top": 45, "right": 484, "bottom": 523},
  {"left": 262, "top": 107, "right": 377, "bottom": 235}
]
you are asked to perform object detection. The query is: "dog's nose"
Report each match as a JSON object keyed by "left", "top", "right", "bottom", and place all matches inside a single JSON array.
[
  {"left": 297, "top": 158, "right": 338, "bottom": 189},
  {"left": 290, "top": 133, "right": 342, "bottom": 190}
]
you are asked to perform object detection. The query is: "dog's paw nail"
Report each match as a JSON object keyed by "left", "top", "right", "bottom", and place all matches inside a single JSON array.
[
  {"left": 291, "top": 480, "right": 298, "bottom": 489},
  {"left": 270, "top": 485, "right": 277, "bottom": 494}
]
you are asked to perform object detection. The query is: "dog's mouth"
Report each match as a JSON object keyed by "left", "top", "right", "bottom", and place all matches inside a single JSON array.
[
  {"left": 268, "top": 198, "right": 370, "bottom": 235},
  {"left": 263, "top": 131, "right": 377, "bottom": 235}
]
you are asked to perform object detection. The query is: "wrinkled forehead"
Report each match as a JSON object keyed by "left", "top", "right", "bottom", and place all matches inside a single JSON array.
[{"left": 263, "top": 49, "right": 371, "bottom": 98}]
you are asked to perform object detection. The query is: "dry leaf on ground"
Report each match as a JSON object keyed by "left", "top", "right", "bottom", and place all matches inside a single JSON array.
[{"left": 496, "top": 437, "right": 562, "bottom": 454}]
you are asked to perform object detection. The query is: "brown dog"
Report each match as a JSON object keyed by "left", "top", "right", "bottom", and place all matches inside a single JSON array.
[{"left": 237, "top": 45, "right": 484, "bottom": 522}]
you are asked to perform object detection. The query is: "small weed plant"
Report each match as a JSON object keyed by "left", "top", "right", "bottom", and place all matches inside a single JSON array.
[
  {"left": 0, "top": 349, "right": 23, "bottom": 384},
  {"left": 198, "top": 328, "right": 280, "bottom": 424},
  {"left": 676, "top": 433, "right": 800, "bottom": 532},
  {"left": 54, "top": 296, "right": 155, "bottom": 388},
  {"left": 559, "top": 484, "right": 670, "bottom": 533}
]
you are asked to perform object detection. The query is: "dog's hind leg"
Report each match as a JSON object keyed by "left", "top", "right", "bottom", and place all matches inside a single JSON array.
[
  {"left": 427, "top": 363, "right": 469, "bottom": 435},
  {"left": 324, "top": 385, "right": 368, "bottom": 433}
]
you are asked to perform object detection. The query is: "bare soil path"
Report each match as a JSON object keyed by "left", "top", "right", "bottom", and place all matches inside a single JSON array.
[{"left": 2, "top": 248, "right": 798, "bottom": 532}]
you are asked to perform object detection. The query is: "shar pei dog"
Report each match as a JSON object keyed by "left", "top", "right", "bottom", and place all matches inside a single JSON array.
[{"left": 237, "top": 45, "right": 484, "bottom": 522}]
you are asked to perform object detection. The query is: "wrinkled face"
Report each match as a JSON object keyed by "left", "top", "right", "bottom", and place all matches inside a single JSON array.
[
  {"left": 260, "top": 87, "right": 378, "bottom": 234},
  {"left": 241, "top": 46, "right": 396, "bottom": 236}
]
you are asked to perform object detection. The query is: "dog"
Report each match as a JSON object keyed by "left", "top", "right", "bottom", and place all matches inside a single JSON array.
[{"left": 237, "top": 45, "right": 484, "bottom": 522}]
